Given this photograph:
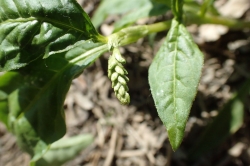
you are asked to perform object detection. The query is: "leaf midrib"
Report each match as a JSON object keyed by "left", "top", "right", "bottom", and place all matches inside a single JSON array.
[{"left": 172, "top": 23, "right": 179, "bottom": 122}]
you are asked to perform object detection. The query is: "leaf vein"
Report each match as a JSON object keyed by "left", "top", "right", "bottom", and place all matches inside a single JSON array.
[{"left": 11, "top": 0, "right": 22, "bottom": 18}]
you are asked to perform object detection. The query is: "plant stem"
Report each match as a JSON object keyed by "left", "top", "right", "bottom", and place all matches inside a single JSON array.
[
  {"left": 199, "top": 0, "right": 214, "bottom": 17},
  {"left": 205, "top": 15, "right": 250, "bottom": 29},
  {"left": 107, "top": 20, "right": 171, "bottom": 49},
  {"left": 171, "top": 0, "right": 184, "bottom": 22},
  {"left": 107, "top": 12, "right": 250, "bottom": 48},
  {"left": 147, "top": 21, "right": 172, "bottom": 34},
  {"left": 186, "top": 13, "right": 250, "bottom": 29}
]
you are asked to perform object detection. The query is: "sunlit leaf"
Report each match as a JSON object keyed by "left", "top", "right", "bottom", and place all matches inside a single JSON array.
[
  {"left": 149, "top": 19, "right": 204, "bottom": 150},
  {"left": 0, "top": 0, "right": 102, "bottom": 71}
]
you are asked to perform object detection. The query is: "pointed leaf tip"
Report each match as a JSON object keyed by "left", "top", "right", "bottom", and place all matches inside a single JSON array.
[{"left": 168, "top": 126, "right": 185, "bottom": 151}]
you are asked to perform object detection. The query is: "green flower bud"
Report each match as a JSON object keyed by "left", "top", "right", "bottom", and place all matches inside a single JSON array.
[
  {"left": 120, "top": 93, "right": 130, "bottom": 105},
  {"left": 114, "top": 82, "right": 121, "bottom": 91},
  {"left": 113, "top": 48, "right": 126, "bottom": 64},
  {"left": 118, "top": 76, "right": 126, "bottom": 85},
  {"left": 123, "top": 75, "right": 129, "bottom": 82},
  {"left": 115, "top": 66, "right": 125, "bottom": 75},
  {"left": 111, "top": 72, "right": 119, "bottom": 82},
  {"left": 107, "top": 47, "right": 130, "bottom": 105},
  {"left": 108, "top": 56, "right": 117, "bottom": 70},
  {"left": 118, "top": 85, "right": 126, "bottom": 96}
]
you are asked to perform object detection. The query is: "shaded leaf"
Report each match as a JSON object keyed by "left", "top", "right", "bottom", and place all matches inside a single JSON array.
[
  {"left": 183, "top": 1, "right": 220, "bottom": 18},
  {"left": 36, "top": 134, "right": 93, "bottom": 166},
  {"left": 149, "top": 19, "right": 204, "bottom": 150},
  {"left": 152, "top": 0, "right": 171, "bottom": 7},
  {"left": 0, "top": 0, "right": 102, "bottom": 71},
  {"left": 0, "top": 72, "right": 23, "bottom": 127},
  {"left": 188, "top": 78, "right": 250, "bottom": 159},
  {"left": 0, "top": 96, "right": 8, "bottom": 127},
  {"left": 113, "top": 1, "right": 169, "bottom": 32},
  {"left": 92, "top": 0, "right": 155, "bottom": 27}
]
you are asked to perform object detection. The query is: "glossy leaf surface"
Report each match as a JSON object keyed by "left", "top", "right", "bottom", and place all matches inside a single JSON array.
[
  {"left": 0, "top": 0, "right": 101, "bottom": 71},
  {"left": 0, "top": 40, "right": 108, "bottom": 163},
  {"left": 149, "top": 19, "right": 204, "bottom": 150}
]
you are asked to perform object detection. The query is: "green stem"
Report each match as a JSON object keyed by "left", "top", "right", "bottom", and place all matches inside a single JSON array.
[
  {"left": 186, "top": 12, "right": 250, "bottom": 29},
  {"left": 199, "top": 0, "right": 214, "bottom": 17},
  {"left": 171, "top": 0, "right": 184, "bottom": 21},
  {"left": 107, "top": 20, "right": 171, "bottom": 49},
  {"left": 147, "top": 21, "right": 172, "bottom": 34},
  {"left": 106, "top": 12, "right": 250, "bottom": 49}
]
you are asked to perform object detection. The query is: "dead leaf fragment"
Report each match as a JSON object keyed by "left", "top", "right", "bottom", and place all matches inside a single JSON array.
[
  {"left": 198, "top": 24, "right": 228, "bottom": 42},
  {"left": 217, "top": 0, "right": 250, "bottom": 18}
]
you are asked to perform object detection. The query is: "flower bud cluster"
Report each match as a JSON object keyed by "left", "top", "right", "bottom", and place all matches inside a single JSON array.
[{"left": 108, "top": 48, "right": 130, "bottom": 104}]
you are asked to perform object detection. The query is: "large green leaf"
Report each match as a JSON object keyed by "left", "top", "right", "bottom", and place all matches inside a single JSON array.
[
  {"left": 148, "top": 19, "right": 204, "bottom": 150},
  {"left": 0, "top": 0, "right": 103, "bottom": 71},
  {"left": 0, "top": 0, "right": 110, "bottom": 163},
  {"left": 0, "top": 40, "right": 108, "bottom": 163}
]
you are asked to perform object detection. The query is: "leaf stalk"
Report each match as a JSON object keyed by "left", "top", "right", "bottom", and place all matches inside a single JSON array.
[{"left": 106, "top": 13, "right": 250, "bottom": 48}]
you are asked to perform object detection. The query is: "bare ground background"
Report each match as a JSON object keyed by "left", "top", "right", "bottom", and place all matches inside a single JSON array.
[{"left": 1, "top": 0, "right": 250, "bottom": 166}]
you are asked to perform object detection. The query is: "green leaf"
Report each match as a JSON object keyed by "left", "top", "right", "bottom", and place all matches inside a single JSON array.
[
  {"left": 36, "top": 134, "right": 93, "bottom": 166},
  {"left": 0, "top": 72, "right": 24, "bottom": 128},
  {"left": 0, "top": 40, "right": 108, "bottom": 161},
  {"left": 188, "top": 78, "right": 250, "bottom": 159},
  {"left": 152, "top": 0, "right": 171, "bottom": 7},
  {"left": 0, "top": 94, "right": 8, "bottom": 126},
  {"left": 113, "top": 1, "right": 169, "bottom": 32},
  {"left": 0, "top": 90, "right": 7, "bottom": 100},
  {"left": 92, "top": 0, "right": 151, "bottom": 27},
  {"left": 183, "top": 1, "right": 220, "bottom": 18},
  {"left": 0, "top": 0, "right": 103, "bottom": 71},
  {"left": 148, "top": 19, "right": 204, "bottom": 150}
]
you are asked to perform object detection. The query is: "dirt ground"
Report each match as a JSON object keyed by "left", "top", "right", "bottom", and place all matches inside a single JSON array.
[{"left": 1, "top": 0, "right": 250, "bottom": 166}]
